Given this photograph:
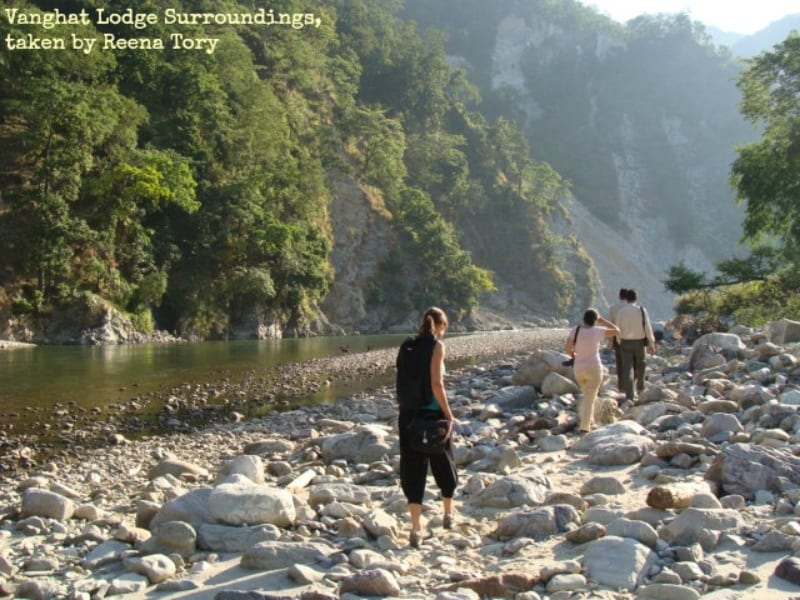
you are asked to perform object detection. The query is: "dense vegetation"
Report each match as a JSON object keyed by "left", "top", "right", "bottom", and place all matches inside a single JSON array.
[
  {"left": 664, "top": 33, "right": 800, "bottom": 327},
  {"left": 3, "top": 0, "right": 785, "bottom": 340},
  {"left": 403, "top": 0, "right": 754, "bottom": 261},
  {"left": 1, "top": 0, "right": 578, "bottom": 339}
]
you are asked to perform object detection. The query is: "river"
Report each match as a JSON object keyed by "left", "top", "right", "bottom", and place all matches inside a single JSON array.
[{"left": 0, "top": 334, "right": 405, "bottom": 427}]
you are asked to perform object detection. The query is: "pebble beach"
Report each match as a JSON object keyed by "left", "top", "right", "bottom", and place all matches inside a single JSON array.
[{"left": 2, "top": 323, "right": 800, "bottom": 599}]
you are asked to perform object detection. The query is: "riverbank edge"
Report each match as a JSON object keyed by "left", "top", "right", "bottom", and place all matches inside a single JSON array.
[
  {"left": 0, "top": 328, "right": 569, "bottom": 478},
  {"left": 0, "top": 341, "right": 36, "bottom": 350}
]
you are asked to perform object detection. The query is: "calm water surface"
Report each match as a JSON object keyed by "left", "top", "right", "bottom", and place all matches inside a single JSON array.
[{"left": 0, "top": 335, "right": 405, "bottom": 418}]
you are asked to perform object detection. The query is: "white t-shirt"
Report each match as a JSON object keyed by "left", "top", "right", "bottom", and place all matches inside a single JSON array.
[
  {"left": 572, "top": 325, "right": 608, "bottom": 369},
  {"left": 616, "top": 303, "right": 655, "bottom": 344}
]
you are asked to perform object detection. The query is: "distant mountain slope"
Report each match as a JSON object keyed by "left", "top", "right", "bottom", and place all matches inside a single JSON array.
[
  {"left": 704, "top": 26, "right": 744, "bottom": 49},
  {"left": 730, "top": 14, "right": 800, "bottom": 56},
  {"left": 404, "top": 0, "right": 756, "bottom": 318}
]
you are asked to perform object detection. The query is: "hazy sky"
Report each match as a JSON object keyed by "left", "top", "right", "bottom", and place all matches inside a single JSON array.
[{"left": 587, "top": 0, "right": 798, "bottom": 34}]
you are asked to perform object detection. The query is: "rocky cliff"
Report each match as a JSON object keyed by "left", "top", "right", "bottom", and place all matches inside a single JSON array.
[
  {"left": 399, "top": 3, "right": 757, "bottom": 322},
  {"left": 485, "top": 13, "right": 754, "bottom": 319},
  {"left": 318, "top": 172, "right": 399, "bottom": 334}
]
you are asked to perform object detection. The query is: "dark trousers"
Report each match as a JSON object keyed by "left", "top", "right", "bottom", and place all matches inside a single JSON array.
[
  {"left": 612, "top": 338, "right": 623, "bottom": 390},
  {"left": 399, "top": 411, "right": 457, "bottom": 504},
  {"left": 619, "top": 338, "right": 647, "bottom": 401}
]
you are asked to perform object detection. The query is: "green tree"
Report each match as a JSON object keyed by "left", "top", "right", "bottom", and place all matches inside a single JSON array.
[
  {"left": 345, "top": 106, "right": 407, "bottom": 193},
  {"left": 732, "top": 33, "right": 800, "bottom": 262},
  {"left": 387, "top": 188, "right": 494, "bottom": 316}
]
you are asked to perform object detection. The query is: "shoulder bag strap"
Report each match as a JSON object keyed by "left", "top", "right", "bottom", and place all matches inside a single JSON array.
[
  {"left": 571, "top": 325, "right": 580, "bottom": 356},
  {"left": 640, "top": 306, "right": 649, "bottom": 344}
]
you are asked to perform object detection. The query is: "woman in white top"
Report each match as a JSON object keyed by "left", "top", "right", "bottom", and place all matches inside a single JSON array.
[{"left": 565, "top": 309, "right": 620, "bottom": 433}]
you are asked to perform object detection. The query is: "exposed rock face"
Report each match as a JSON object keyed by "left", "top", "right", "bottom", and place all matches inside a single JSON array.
[
  {"left": 2, "top": 295, "right": 183, "bottom": 345},
  {"left": 484, "top": 13, "right": 753, "bottom": 320},
  {"left": 318, "top": 172, "right": 395, "bottom": 334}
]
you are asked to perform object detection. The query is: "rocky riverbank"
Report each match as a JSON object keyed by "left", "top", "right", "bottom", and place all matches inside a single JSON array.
[
  {"left": 2, "top": 322, "right": 800, "bottom": 599},
  {"left": 0, "top": 329, "right": 566, "bottom": 475}
]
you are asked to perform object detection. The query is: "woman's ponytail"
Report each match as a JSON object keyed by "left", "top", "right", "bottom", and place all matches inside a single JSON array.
[{"left": 418, "top": 306, "right": 448, "bottom": 338}]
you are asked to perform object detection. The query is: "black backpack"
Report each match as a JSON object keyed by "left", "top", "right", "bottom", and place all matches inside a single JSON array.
[{"left": 396, "top": 335, "right": 436, "bottom": 411}]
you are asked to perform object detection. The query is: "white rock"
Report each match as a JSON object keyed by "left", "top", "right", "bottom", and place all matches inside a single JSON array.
[
  {"left": 765, "top": 318, "right": 800, "bottom": 345},
  {"left": 148, "top": 459, "right": 209, "bottom": 480},
  {"left": 215, "top": 455, "right": 265, "bottom": 485},
  {"left": 469, "top": 474, "right": 551, "bottom": 508},
  {"left": 123, "top": 554, "right": 177, "bottom": 584},
  {"left": 208, "top": 482, "right": 296, "bottom": 527},
  {"left": 338, "top": 568, "right": 401, "bottom": 596},
  {"left": 308, "top": 483, "right": 371, "bottom": 507},
  {"left": 496, "top": 505, "right": 581, "bottom": 540},
  {"left": 583, "top": 536, "right": 659, "bottom": 591},
  {"left": 108, "top": 572, "right": 150, "bottom": 595},
  {"left": 21, "top": 488, "right": 75, "bottom": 520},
  {"left": 605, "top": 517, "right": 658, "bottom": 548},
  {"left": 241, "top": 541, "right": 331, "bottom": 570},
  {"left": 320, "top": 425, "right": 393, "bottom": 464},
  {"left": 637, "top": 583, "right": 700, "bottom": 600},
  {"left": 580, "top": 476, "right": 626, "bottom": 496},
  {"left": 541, "top": 372, "right": 580, "bottom": 396},
  {"left": 196, "top": 523, "right": 280, "bottom": 552},
  {"left": 691, "top": 333, "right": 746, "bottom": 353},
  {"left": 546, "top": 573, "right": 587, "bottom": 592},
  {"left": 660, "top": 508, "right": 745, "bottom": 548}
]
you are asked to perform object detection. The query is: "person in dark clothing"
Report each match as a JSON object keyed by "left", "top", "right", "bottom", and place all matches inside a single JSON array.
[
  {"left": 608, "top": 288, "right": 628, "bottom": 390},
  {"left": 398, "top": 306, "right": 457, "bottom": 548}
]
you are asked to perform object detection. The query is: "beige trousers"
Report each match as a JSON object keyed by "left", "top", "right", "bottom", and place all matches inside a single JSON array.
[{"left": 573, "top": 364, "right": 604, "bottom": 432}]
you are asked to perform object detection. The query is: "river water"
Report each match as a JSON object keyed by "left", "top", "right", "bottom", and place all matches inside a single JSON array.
[{"left": 0, "top": 334, "right": 405, "bottom": 423}]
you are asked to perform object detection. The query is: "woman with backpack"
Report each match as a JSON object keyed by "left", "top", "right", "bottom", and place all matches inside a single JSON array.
[
  {"left": 565, "top": 308, "right": 620, "bottom": 434},
  {"left": 396, "top": 306, "right": 457, "bottom": 548}
]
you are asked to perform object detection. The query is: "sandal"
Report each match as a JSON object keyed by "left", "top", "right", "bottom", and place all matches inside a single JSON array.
[
  {"left": 443, "top": 513, "right": 453, "bottom": 530},
  {"left": 409, "top": 530, "right": 422, "bottom": 548}
]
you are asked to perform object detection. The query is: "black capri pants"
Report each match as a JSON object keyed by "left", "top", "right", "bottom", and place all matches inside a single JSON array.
[{"left": 398, "top": 410, "right": 458, "bottom": 504}]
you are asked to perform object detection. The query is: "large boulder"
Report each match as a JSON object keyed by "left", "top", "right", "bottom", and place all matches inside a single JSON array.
[
  {"left": 215, "top": 455, "right": 265, "bottom": 485},
  {"left": 486, "top": 386, "right": 538, "bottom": 411},
  {"left": 320, "top": 425, "right": 393, "bottom": 464},
  {"left": 659, "top": 508, "right": 746, "bottom": 549},
  {"left": 765, "top": 318, "right": 800, "bottom": 345},
  {"left": 308, "top": 483, "right": 371, "bottom": 508},
  {"left": 512, "top": 350, "right": 574, "bottom": 389},
  {"left": 149, "top": 488, "right": 217, "bottom": 530},
  {"left": 197, "top": 523, "right": 281, "bottom": 552},
  {"left": 583, "top": 536, "right": 659, "bottom": 591},
  {"left": 573, "top": 422, "right": 655, "bottom": 465},
  {"left": 705, "top": 443, "right": 800, "bottom": 499},
  {"left": 495, "top": 505, "right": 581, "bottom": 540},
  {"left": 468, "top": 473, "right": 551, "bottom": 509},
  {"left": 541, "top": 372, "right": 580, "bottom": 397},
  {"left": 240, "top": 541, "right": 331, "bottom": 570},
  {"left": 691, "top": 332, "right": 746, "bottom": 353},
  {"left": 208, "top": 480, "right": 296, "bottom": 527},
  {"left": 21, "top": 488, "right": 75, "bottom": 520}
]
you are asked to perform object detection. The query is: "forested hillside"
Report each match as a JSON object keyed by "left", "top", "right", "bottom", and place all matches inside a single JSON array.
[
  {"left": 1, "top": 0, "right": 594, "bottom": 341},
  {"left": 403, "top": 0, "right": 757, "bottom": 316},
  {"left": 1, "top": 0, "right": 763, "bottom": 341}
]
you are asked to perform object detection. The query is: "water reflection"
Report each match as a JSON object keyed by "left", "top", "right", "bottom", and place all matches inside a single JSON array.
[{"left": 0, "top": 335, "right": 404, "bottom": 417}]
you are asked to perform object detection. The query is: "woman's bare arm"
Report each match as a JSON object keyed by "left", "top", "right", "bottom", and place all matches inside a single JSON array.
[{"left": 430, "top": 341, "right": 454, "bottom": 424}]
